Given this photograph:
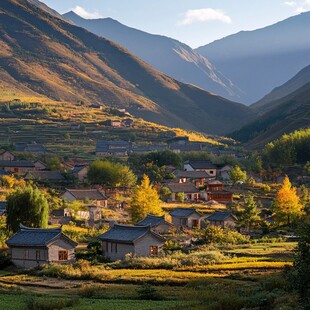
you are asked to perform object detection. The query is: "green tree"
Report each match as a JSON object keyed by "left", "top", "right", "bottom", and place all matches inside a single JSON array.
[
  {"left": 300, "top": 185, "right": 310, "bottom": 214},
  {"left": 129, "top": 175, "right": 162, "bottom": 223},
  {"left": 176, "top": 192, "right": 184, "bottom": 203},
  {"left": 88, "top": 160, "right": 136, "bottom": 187},
  {"left": 45, "top": 155, "right": 61, "bottom": 171},
  {"left": 6, "top": 185, "right": 49, "bottom": 233},
  {"left": 237, "top": 195, "right": 260, "bottom": 232},
  {"left": 229, "top": 166, "right": 247, "bottom": 184},
  {"left": 273, "top": 176, "right": 303, "bottom": 225}
]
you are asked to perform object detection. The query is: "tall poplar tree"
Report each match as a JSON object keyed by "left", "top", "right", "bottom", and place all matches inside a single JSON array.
[
  {"left": 6, "top": 185, "right": 49, "bottom": 233},
  {"left": 129, "top": 175, "right": 162, "bottom": 223},
  {"left": 274, "top": 176, "right": 303, "bottom": 225}
]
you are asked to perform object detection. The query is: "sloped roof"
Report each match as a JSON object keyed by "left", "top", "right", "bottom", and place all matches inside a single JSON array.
[
  {"left": 185, "top": 160, "right": 217, "bottom": 169},
  {"left": 208, "top": 180, "right": 224, "bottom": 185},
  {"left": 24, "top": 171, "right": 65, "bottom": 180},
  {"left": 98, "top": 224, "right": 165, "bottom": 244},
  {"left": 207, "top": 211, "right": 237, "bottom": 222},
  {"left": 0, "top": 160, "right": 35, "bottom": 167},
  {"left": 64, "top": 189, "right": 107, "bottom": 200},
  {"left": 136, "top": 214, "right": 173, "bottom": 228},
  {"left": 169, "top": 208, "right": 200, "bottom": 218},
  {"left": 6, "top": 225, "right": 77, "bottom": 247},
  {"left": 173, "top": 170, "right": 210, "bottom": 179},
  {"left": 72, "top": 166, "right": 88, "bottom": 173},
  {"left": 167, "top": 182, "right": 199, "bottom": 193}
]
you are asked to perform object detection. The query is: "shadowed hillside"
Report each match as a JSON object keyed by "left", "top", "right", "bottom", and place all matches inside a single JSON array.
[
  {"left": 0, "top": 0, "right": 253, "bottom": 135},
  {"left": 197, "top": 12, "right": 310, "bottom": 104},
  {"left": 230, "top": 83, "right": 310, "bottom": 147},
  {"left": 63, "top": 11, "right": 243, "bottom": 102}
]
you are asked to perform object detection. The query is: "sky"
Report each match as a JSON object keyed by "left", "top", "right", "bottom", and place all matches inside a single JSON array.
[{"left": 39, "top": 0, "right": 310, "bottom": 48}]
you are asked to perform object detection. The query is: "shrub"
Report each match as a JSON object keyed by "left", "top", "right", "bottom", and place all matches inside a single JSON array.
[
  {"left": 78, "top": 285, "right": 103, "bottom": 298},
  {"left": 136, "top": 284, "right": 164, "bottom": 300},
  {"left": 26, "top": 296, "right": 80, "bottom": 310}
]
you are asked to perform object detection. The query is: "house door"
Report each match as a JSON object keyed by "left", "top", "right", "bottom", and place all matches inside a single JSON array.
[{"left": 192, "top": 219, "right": 199, "bottom": 228}]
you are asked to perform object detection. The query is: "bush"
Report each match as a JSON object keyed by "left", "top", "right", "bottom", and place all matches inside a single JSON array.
[
  {"left": 26, "top": 296, "right": 80, "bottom": 310},
  {"left": 136, "top": 284, "right": 164, "bottom": 300},
  {"left": 78, "top": 285, "right": 103, "bottom": 298}
]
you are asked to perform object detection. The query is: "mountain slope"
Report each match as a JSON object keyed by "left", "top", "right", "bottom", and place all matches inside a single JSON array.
[
  {"left": 63, "top": 11, "right": 243, "bottom": 102},
  {"left": 0, "top": 0, "right": 253, "bottom": 135},
  {"left": 196, "top": 12, "right": 310, "bottom": 104},
  {"left": 252, "top": 64, "right": 310, "bottom": 113},
  {"left": 230, "top": 83, "right": 310, "bottom": 147}
]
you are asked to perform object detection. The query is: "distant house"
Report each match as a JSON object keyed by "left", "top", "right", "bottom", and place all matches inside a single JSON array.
[
  {"left": 206, "top": 211, "right": 237, "bottom": 229},
  {"left": 6, "top": 225, "right": 77, "bottom": 269},
  {"left": 215, "top": 164, "right": 232, "bottom": 180},
  {"left": 122, "top": 118, "right": 134, "bottom": 127},
  {"left": 72, "top": 165, "right": 89, "bottom": 182},
  {"left": 136, "top": 214, "right": 174, "bottom": 234},
  {"left": 184, "top": 160, "right": 217, "bottom": 177},
  {"left": 173, "top": 170, "right": 211, "bottom": 187},
  {"left": 49, "top": 208, "right": 72, "bottom": 225},
  {"left": 96, "top": 141, "right": 131, "bottom": 157},
  {"left": 131, "top": 145, "right": 167, "bottom": 154},
  {"left": 206, "top": 180, "right": 233, "bottom": 203},
  {"left": 166, "top": 182, "right": 200, "bottom": 201},
  {"left": 0, "top": 150, "right": 15, "bottom": 161},
  {"left": 14, "top": 143, "right": 46, "bottom": 154},
  {"left": 98, "top": 224, "right": 165, "bottom": 261},
  {"left": 90, "top": 103, "right": 103, "bottom": 110},
  {"left": 24, "top": 171, "right": 65, "bottom": 182},
  {"left": 61, "top": 189, "right": 108, "bottom": 207},
  {"left": 0, "top": 160, "right": 46, "bottom": 174},
  {"left": 106, "top": 120, "right": 122, "bottom": 128},
  {"left": 0, "top": 201, "right": 7, "bottom": 216},
  {"left": 169, "top": 143, "right": 203, "bottom": 153},
  {"left": 169, "top": 208, "right": 201, "bottom": 229}
]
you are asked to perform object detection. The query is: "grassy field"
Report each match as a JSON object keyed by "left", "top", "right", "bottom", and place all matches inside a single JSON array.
[{"left": 0, "top": 242, "right": 298, "bottom": 309}]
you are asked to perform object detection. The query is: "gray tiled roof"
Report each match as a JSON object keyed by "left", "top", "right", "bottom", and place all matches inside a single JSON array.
[
  {"left": 65, "top": 189, "right": 107, "bottom": 200},
  {"left": 24, "top": 171, "right": 65, "bottom": 181},
  {"left": 169, "top": 208, "right": 200, "bottom": 218},
  {"left": 136, "top": 214, "right": 172, "bottom": 228},
  {"left": 72, "top": 166, "right": 88, "bottom": 173},
  {"left": 6, "top": 225, "right": 77, "bottom": 247},
  {"left": 98, "top": 224, "right": 165, "bottom": 244},
  {"left": 166, "top": 182, "right": 199, "bottom": 193},
  {"left": 173, "top": 170, "right": 210, "bottom": 179},
  {"left": 185, "top": 160, "right": 217, "bottom": 169},
  {"left": 207, "top": 211, "right": 237, "bottom": 222},
  {"left": 0, "top": 160, "right": 35, "bottom": 167}
]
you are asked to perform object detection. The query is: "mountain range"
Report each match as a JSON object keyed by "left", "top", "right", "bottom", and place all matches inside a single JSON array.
[
  {"left": 0, "top": 0, "right": 254, "bottom": 135},
  {"left": 62, "top": 11, "right": 243, "bottom": 102},
  {"left": 197, "top": 12, "right": 310, "bottom": 105}
]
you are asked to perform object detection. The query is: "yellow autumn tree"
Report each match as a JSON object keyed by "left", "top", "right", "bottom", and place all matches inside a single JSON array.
[
  {"left": 274, "top": 175, "right": 303, "bottom": 225},
  {"left": 129, "top": 175, "right": 162, "bottom": 223}
]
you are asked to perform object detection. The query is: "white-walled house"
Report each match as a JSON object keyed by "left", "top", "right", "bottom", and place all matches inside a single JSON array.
[
  {"left": 184, "top": 160, "right": 217, "bottom": 177},
  {"left": 6, "top": 225, "right": 77, "bottom": 269},
  {"left": 61, "top": 189, "right": 108, "bottom": 207},
  {"left": 169, "top": 208, "right": 202, "bottom": 229},
  {"left": 99, "top": 224, "right": 165, "bottom": 261}
]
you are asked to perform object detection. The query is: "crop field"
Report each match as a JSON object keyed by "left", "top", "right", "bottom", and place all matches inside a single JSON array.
[{"left": 0, "top": 242, "right": 298, "bottom": 309}]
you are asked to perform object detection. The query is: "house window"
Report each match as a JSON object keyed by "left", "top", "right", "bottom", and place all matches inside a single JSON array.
[
  {"left": 180, "top": 218, "right": 187, "bottom": 226},
  {"left": 24, "top": 250, "right": 29, "bottom": 259},
  {"left": 110, "top": 242, "right": 118, "bottom": 253},
  {"left": 58, "top": 250, "right": 68, "bottom": 261},
  {"left": 106, "top": 242, "right": 109, "bottom": 253},
  {"left": 36, "top": 250, "right": 40, "bottom": 261},
  {"left": 150, "top": 246, "right": 158, "bottom": 256}
]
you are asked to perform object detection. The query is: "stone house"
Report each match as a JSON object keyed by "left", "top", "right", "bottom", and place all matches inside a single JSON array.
[
  {"left": 96, "top": 141, "right": 131, "bottom": 157},
  {"left": 0, "top": 160, "right": 46, "bottom": 174},
  {"left": 184, "top": 160, "right": 217, "bottom": 178},
  {"left": 166, "top": 182, "right": 200, "bottom": 202},
  {"left": 169, "top": 208, "right": 202, "bottom": 229},
  {"left": 0, "top": 150, "right": 15, "bottom": 161},
  {"left": 173, "top": 170, "right": 211, "bottom": 187},
  {"left": 99, "top": 224, "right": 165, "bottom": 261},
  {"left": 61, "top": 189, "right": 108, "bottom": 207},
  {"left": 206, "top": 211, "right": 237, "bottom": 229},
  {"left": 72, "top": 165, "right": 89, "bottom": 182},
  {"left": 6, "top": 225, "right": 77, "bottom": 269},
  {"left": 136, "top": 214, "right": 174, "bottom": 234}
]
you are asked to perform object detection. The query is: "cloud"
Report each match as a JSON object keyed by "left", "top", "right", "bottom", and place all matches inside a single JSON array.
[
  {"left": 178, "top": 8, "right": 232, "bottom": 26},
  {"left": 284, "top": 1, "right": 297, "bottom": 6},
  {"left": 284, "top": 0, "right": 310, "bottom": 12},
  {"left": 72, "top": 6, "right": 102, "bottom": 19}
]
